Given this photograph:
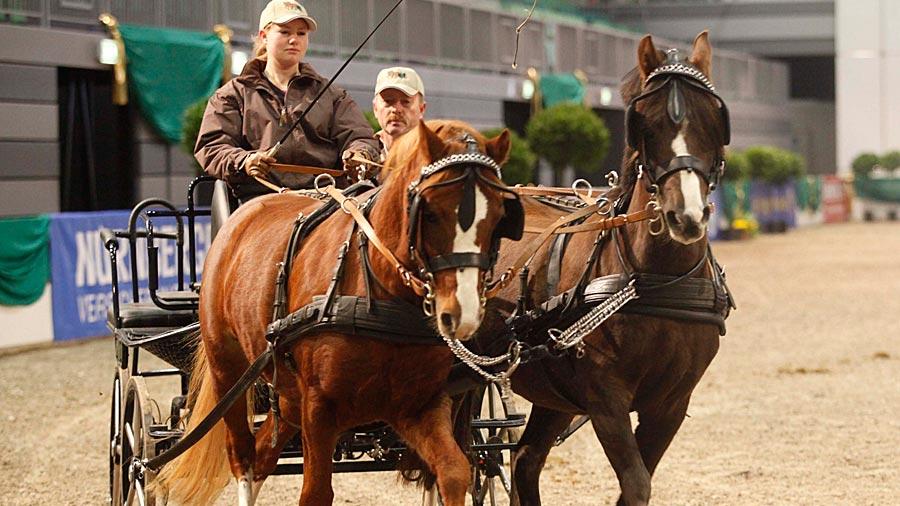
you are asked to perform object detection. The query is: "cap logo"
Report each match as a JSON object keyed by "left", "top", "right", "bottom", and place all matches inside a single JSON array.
[
  {"left": 283, "top": 1, "right": 301, "bottom": 12},
  {"left": 389, "top": 70, "right": 407, "bottom": 79}
]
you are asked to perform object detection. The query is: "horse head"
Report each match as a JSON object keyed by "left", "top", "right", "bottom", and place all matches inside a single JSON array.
[
  {"left": 379, "top": 119, "right": 522, "bottom": 340},
  {"left": 620, "top": 31, "right": 730, "bottom": 246}
]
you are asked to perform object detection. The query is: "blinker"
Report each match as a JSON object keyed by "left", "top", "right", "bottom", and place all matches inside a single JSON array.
[{"left": 458, "top": 171, "right": 476, "bottom": 231}]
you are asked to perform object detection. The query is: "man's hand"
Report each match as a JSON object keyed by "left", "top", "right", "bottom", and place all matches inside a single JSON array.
[
  {"left": 342, "top": 149, "right": 377, "bottom": 180},
  {"left": 244, "top": 148, "right": 277, "bottom": 178}
]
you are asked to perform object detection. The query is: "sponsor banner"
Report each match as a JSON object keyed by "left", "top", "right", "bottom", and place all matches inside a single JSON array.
[
  {"left": 49, "top": 211, "right": 211, "bottom": 342},
  {"left": 821, "top": 176, "right": 851, "bottom": 223}
]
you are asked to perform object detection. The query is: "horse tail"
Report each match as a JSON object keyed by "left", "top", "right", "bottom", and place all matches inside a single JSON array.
[{"left": 153, "top": 338, "right": 232, "bottom": 505}]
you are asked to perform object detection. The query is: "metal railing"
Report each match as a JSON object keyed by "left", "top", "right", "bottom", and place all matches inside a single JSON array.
[{"left": 0, "top": 0, "right": 787, "bottom": 103}]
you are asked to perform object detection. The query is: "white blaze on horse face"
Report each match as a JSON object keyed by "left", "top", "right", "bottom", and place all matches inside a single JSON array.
[
  {"left": 671, "top": 127, "right": 705, "bottom": 223},
  {"left": 453, "top": 185, "right": 488, "bottom": 337}
]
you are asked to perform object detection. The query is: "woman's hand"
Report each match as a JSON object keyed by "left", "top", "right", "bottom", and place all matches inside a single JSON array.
[{"left": 244, "top": 149, "right": 277, "bottom": 178}]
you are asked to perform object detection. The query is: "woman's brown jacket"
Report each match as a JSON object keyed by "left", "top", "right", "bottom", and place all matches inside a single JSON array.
[{"left": 195, "top": 58, "right": 378, "bottom": 199}]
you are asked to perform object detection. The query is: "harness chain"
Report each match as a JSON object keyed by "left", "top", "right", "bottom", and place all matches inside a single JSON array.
[{"left": 546, "top": 280, "right": 638, "bottom": 357}]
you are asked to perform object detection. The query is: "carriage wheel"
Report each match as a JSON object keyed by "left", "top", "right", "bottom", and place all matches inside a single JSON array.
[
  {"left": 469, "top": 383, "right": 516, "bottom": 506},
  {"left": 118, "top": 376, "right": 158, "bottom": 506},
  {"left": 109, "top": 371, "right": 124, "bottom": 504}
]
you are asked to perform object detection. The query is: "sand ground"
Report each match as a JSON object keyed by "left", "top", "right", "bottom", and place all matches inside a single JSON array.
[{"left": 1, "top": 222, "right": 898, "bottom": 505}]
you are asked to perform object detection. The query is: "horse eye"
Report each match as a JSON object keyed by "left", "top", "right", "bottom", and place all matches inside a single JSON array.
[{"left": 423, "top": 211, "right": 438, "bottom": 224}]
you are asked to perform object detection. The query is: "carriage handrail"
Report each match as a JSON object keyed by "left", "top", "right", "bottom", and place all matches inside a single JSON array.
[{"left": 126, "top": 199, "right": 182, "bottom": 302}]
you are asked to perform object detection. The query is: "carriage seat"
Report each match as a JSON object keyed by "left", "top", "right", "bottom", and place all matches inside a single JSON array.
[{"left": 109, "top": 302, "right": 198, "bottom": 329}]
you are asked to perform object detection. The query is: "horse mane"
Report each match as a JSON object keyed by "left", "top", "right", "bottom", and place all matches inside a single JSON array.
[{"left": 380, "top": 119, "right": 486, "bottom": 184}]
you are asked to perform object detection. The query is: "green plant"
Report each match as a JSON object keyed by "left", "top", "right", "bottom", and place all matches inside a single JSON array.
[
  {"left": 744, "top": 145, "right": 805, "bottom": 184},
  {"left": 364, "top": 110, "right": 380, "bottom": 132},
  {"left": 181, "top": 97, "right": 209, "bottom": 174},
  {"left": 851, "top": 152, "right": 879, "bottom": 178},
  {"left": 525, "top": 103, "right": 610, "bottom": 185},
  {"left": 482, "top": 128, "right": 537, "bottom": 185},
  {"left": 879, "top": 150, "right": 900, "bottom": 171},
  {"left": 723, "top": 149, "right": 748, "bottom": 181}
]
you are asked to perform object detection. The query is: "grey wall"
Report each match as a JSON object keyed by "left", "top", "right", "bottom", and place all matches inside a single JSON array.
[
  {"left": 0, "top": 62, "right": 60, "bottom": 216},
  {"left": 0, "top": 0, "right": 799, "bottom": 216}
]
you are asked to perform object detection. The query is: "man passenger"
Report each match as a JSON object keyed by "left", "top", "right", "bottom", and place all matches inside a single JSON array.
[{"left": 372, "top": 66, "right": 427, "bottom": 159}]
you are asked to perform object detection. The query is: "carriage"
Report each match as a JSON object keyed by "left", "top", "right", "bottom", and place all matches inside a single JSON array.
[{"left": 104, "top": 31, "right": 735, "bottom": 506}]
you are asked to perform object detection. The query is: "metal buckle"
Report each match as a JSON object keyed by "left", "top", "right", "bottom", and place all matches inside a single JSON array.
[{"left": 314, "top": 173, "right": 336, "bottom": 194}]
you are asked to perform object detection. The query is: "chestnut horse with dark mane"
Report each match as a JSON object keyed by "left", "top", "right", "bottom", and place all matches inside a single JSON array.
[
  {"left": 461, "top": 32, "right": 732, "bottom": 505},
  {"left": 155, "top": 120, "right": 521, "bottom": 506}
]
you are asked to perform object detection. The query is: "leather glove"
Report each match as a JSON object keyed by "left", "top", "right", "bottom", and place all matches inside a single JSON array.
[
  {"left": 342, "top": 148, "right": 377, "bottom": 180},
  {"left": 243, "top": 148, "right": 277, "bottom": 178}
]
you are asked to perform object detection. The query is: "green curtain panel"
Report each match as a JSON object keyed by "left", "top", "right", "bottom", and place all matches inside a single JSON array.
[
  {"left": 854, "top": 177, "right": 900, "bottom": 203},
  {"left": 794, "top": 176, "right": 822, "bottom": 211},
  {"left": 540, "top": 73, "right": 585, "bottom": 108},
  {"left": 119, "top": 24, "right": 224, "bottom": 144},
  {"left": 0, "top": 215, "right": 50, "bottom": 306}
]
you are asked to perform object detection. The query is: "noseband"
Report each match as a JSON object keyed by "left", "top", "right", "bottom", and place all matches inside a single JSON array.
[
  {"left": 406, "top": 134, "right": 524, "bottom": 279},
  {"left": 625, "top": 49, "right": 730, "bottom": 191}
]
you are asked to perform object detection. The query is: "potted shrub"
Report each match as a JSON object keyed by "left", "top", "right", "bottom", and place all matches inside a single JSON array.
[
  {"left": 716, "top": 150, "right": 757, "bottom": 239},
  {"left": 181, "top": 96, "right": 212, "bottom": 203},
  {"left": 482, "top": 127, "right": 537, "bottom": 186},
  {"left": 851, "top": 152, "right": 879, "bottom": 179},
  {"left": 745, "top": 146, "right": 805, "bottom": 232},
  {"left": 525, "top": 103, "right": 610, "bottom": 186}
]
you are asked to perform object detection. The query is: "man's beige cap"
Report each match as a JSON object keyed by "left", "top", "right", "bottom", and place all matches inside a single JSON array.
[
  {"left": 259, "top": 0, "right": 318, "bottom": 32},
  {"left": 375, "top": 67, "right": 425, "bottom": 97}
]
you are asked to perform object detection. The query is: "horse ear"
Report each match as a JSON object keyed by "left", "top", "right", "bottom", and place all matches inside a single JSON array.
[
  {"left": 638, "top": 35, "right": 662, "bottom": 82},
  {"left": 485, "top": 129, "right": 511, "bottom": 166},
  {"left": 689, "top": 31, "right": 713, "bottom": 79},
  {"left": 418, "top": 120, "right": 446, "bottom": 162}
]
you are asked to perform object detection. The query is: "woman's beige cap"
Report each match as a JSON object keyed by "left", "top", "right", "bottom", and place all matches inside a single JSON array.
[
  {"left": 375, "top": 67, "right": 425, "bottom": 97},
  {"left": 259, "top": 0, "right": 318, "bottom": 32}
]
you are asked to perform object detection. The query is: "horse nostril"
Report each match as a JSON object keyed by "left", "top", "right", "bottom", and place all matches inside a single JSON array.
[
  {"left": 440, "top": 312, "right": 455, "bottom": 330},
  {"left": 666, "top": 210, "right": 682, "bottom": 225}
]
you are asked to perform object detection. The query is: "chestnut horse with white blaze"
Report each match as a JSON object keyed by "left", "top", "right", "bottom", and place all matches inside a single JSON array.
[{"left": 155, "top": 120, "right": 521, "bottom": 506}]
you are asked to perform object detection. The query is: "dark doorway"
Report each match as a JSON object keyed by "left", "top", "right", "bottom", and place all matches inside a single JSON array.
[
  {"left": 578, "top": 107, "right": 625, "bottom": 186},
  {"left": 502, "top": 100, "right": 531, "bottom": 137},
  {"left": 58, "top": 67, "right": 135, "bottom": 211}
]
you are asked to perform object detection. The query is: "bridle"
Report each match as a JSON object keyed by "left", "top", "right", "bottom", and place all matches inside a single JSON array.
[
  {"left": 406, "top": 134, "right": 524, "bottom": 291},
  {"left": 625, "top": 49, "right": 731, "bottom": 193}
]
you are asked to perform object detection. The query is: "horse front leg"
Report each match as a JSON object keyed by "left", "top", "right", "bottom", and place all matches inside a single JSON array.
[
  {"left": 588, "top": 401, "right": 651, "bottom": 506},
  {"left": 509, "top": 404, "right": 573, "bottom": 506},
  {"left": 298, "top": 390, "right": 339, "bottom": 506},
  {"left": 633, "top": 398, "right": 690, "bottom": 477},
  {"left": 394, "top": 393, "right": 471, "bottom": 506}
]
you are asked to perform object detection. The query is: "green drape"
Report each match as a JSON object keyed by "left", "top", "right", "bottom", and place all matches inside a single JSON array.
[
  {"left": 720, "top": 180, "right": 753, "bottom": 222},
  {"left": 119, "top": 24, "right": 224, "bottom": 144},
  {"left": 540, "top": 73, "right": 585, "bottom": 108},
  {"left": 854, "top": 177, "right": 900, "bottom": 202},
  {"left": 795, "top": 176, "right": 821, "bottom": 211},
  {"left": 0, "top": 215, "right": 50, "bottom": 306}
]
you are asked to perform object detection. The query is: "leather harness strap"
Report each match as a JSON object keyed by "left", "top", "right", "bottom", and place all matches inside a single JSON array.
[
  {"left": 269, "top": 163, "right": 346, "bottom": 177},
  {"left": 522, "top": 207, "right": 658, "bottom": 235},
  {"left": 485, "top": 204, "right": 658, "bottom": 298},
  {"left": 320, "top": 184, "right": 431, "bottom": 297}
]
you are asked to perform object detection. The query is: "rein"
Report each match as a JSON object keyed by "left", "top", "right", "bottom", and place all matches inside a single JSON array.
[
  {"left": 318, "top": 182, "right": 434, "bottom": 301},
  {"left": 484, "top": 200, "right": 658, "bottom": 298}
]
